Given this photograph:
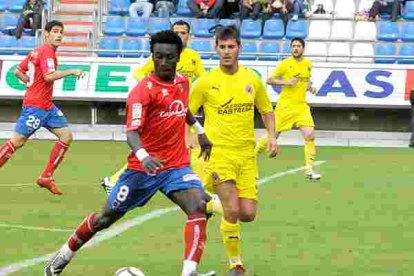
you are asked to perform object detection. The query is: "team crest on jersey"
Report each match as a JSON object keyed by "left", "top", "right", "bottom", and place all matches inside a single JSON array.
[
  {"left": 245, "top": 84, "right": 252, "bottom": 94},
  {"left": 178, "top": 83, "right": 184, "bottom": 93},
  {"left": 161, "top": 88, "right": 169, "bottom": 97},
  {"left": 211, "top": 172, "right": 220, "bottom": 183},
  {"left": 147, "top": 81, "right": 153, "bottom": 90},
  {"left": 192, "top": 59, "right": 196, "bottom": 65}
]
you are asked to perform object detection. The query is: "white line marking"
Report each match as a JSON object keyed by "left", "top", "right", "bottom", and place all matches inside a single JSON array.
[
  {"left": 0, "top": 161, "right": 325, "bottom": 275},
  {"left": 0, "top": 224, "right": 72, "bottom": 232},
  {"left": 0, "top": 183, "right": 85, "bottom": 187}
]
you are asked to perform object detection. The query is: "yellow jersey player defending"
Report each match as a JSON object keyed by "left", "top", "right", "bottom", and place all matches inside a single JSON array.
[
  {"left": 256, "top": 37, "right": 321, "bottom": 181},
  {"left": 190, "top": 25, "right": 278, "bottom": 275}
]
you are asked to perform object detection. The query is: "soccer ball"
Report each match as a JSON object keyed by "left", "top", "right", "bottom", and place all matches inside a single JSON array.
[{"left": 114, "top": 267, "right": 145, "bottom": 276}]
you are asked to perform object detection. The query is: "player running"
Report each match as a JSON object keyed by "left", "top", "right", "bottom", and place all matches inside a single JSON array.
[
  {"left": 45, "top": 30, "right": 214, "bottom": 276},
  {"left": 189, "top": 25, "right": 278, "bottom": 275},
  {"left": 255, "top": 37, "right": 321, "bottom": 181},
  {"left": 0, "top": 20, "right": 84, "bottom": 195}
]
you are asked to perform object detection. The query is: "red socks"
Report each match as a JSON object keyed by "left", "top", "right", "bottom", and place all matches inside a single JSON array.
[
  {"left": 68, "top": 213, "right": 96, "bottom": 251},
  {"left": 42, "top": 141, "right": 69, "bottom": 178},
  {"left": 0, "top": 140, "right": 16, "bottom": 167},
  {"left": 184, "top": 214, "right": 207, "bottom": 263}
]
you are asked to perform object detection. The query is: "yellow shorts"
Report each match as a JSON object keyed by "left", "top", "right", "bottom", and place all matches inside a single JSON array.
[
  {"left": 275, "top": 105, "right": 315, "bottom": 132},
  {"left": 203, "top": 149, "right": 258, "bottom": 200},
  {"left": 190, "top": 147, "right": 207, "bottom": 183}
]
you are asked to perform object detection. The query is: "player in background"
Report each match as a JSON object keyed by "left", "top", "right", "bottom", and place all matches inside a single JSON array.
[
  {"left": 0, "top": 20, "right": 84, "bottom": 195},
  {"left": 45, "top": 30, "right": 214, "bottom": 276},
  {"left": 255, "top": 37, "right": 321, "bottom": 181},
  {"left": 190, "top": 25, "right": 278, "bottom": 275}
]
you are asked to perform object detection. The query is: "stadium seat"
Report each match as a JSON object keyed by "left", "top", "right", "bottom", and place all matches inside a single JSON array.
[
  {"left": 403, "top": 0, "right": 414, "bottom": 20},
  {"left": 98, "top": 37, "right": 120, "bottom": 57},
  {"left": 125, "top": 17, "right": 147, "bottom": 37},
  {"left": 143, "top": 39, "right": 150, "bottom": 57},
  {"left": 374, "top": 43, "right": 396, "bottom": 64},
  {"left": 104, "top": 16, "right": 125, "bottom": 36},
  {"left": 8, "top": 0, "right": 25, "bottom": 12},
  {"left": 108, "top": 0, "right": 128, "bottom": 15},
  {"left": 176, "top": 0, "right": 193, "bottom": 16},
  {"left": 218, "top": 19, "right": 240, "bottom": 28},
  {"left": 281, "top": 41, "right": 291, "bottom": 59},
  {"left": 240, "top": 41, "right": 257, "bottom": 60},
  {"left": 0, "top": 35, "right": 17, "bottom": 55},
  {"left": 305, "top": 42, "right": 328, "bottom": 62},
  {"left": 354, "top": 21, "right": 376, "bottom": 41},
  {"left": 308, "top": 20, "right": 331, "bottom": 40},
  {"left": 330, "top": 20, "right": 353, "bottom": 40},
  {"left": 192, "top": 18, "right": 215, "bottom": 37},
  {"left": 401, "top": 22, "right": 414, "bottom": 42},
  {"left": 189, "top": 39, "right": 213, "bottom": 59},
  {"left": 377, "top": 21, "right": 399, "bottom": 42},
  {"left": 328, "top": 42, "right": 350, "bottom": 62},
  {"left": 262, "top": 19, "right": 284, "bottom": 39},
  {"left": 351, "top": 43, "right": 374, "bottom": 63},
  {"left": 1, "top": 13, "right": 19, "bottom": 31},
  {"left": 17, "top": 36, "right": 35, "bottom": 55},
  {"left": 122, "top": 39, "right": 144, "bottom": 58},
  {"left": 240, "top": 19, "right": 262, "bottom": 39},
  {"left": 0, "top": 0, "right": 6, "bottom": 12},
  {"left": 398, "top": 43, "right": 414, "bottom": 64},
  {"left": 258, "top": 41, "right": 280, "bottom": 61},
  {"left": 334, "top": 0, "right": 355, "bottom": 18},
  {"left": 285, "top": 20, "right": 307, "bottom": 39},
  {"left": 148, "top": 17, "right": 170, "bottom": 35}
]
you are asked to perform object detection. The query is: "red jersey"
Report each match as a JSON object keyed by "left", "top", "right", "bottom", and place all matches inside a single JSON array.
[
  {"left": 18, "top": 44, "right": 58, "bottom": 110},
  {"left": 126, "top": 73, "right": 191, "bottom": 172}
]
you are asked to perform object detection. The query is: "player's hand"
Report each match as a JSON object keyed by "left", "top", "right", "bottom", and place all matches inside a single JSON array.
[
  {"left": 308, "top": 87, "right": 317, "bottom": 94},
  {"left": 267, "top": 136, "right": 279, "bottom": 158},
  {"left": 142, "top": 156, "right": 164, "bottom": 174},
  {"left": 72, "top": 69, "right": 85, "bottom": 79},
  {"left": 287, "top": 77, "right": 298, "bottom": 86},
  {"left": 197, "top": 133, "right": 213, "bottom": 161}
]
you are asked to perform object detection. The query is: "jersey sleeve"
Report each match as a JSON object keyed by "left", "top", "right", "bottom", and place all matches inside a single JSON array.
[
  {"left": 17, "top": 54, "right": 30, "bottom": 73},
  {"left": 133, "top": 57, "right": 154, "bottom": 80},
  {"left": 189, "top": 76, "right": 208, "bottom": 114},
  {"left": 254, "top": 74, "right": 273, "bottom": 114},
  {"left": 39, "top": 48, "right": 56, "bottom": 76},
  {"left": 126, "top": 84, "right": 151, "bottom": 132},
  {"left": 270, "top": 60, "right": 286, "bottom": 79}
]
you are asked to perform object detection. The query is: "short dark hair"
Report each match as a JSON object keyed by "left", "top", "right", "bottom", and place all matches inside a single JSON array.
[
  {"left": 45, "top": 20, "right": 64, "bottom": 32},
  {"left": 150, "top": 30, "right": 183, "bottom": 55},
  {"left": 290, "top": 37, "right": 305, "bottom": 48},
  {"left": 215, "top": 25, "right": 241, "bottom": 45},
  {"left": 172, "top": 20, "right": 191, "bottom": 33}
]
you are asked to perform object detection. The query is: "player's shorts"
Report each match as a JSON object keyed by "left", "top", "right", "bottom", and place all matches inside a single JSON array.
[
  {"left": 108, "top": 166, "right": 203, "bottom": 213},
  {"left": 190, "top": 147, "right": 207, "bottom": 183},
  {"left": 14, "top": 105, "right": 69, "bottom": 137},
  {"left": 275, "top": 105, "right": 315, "bottom": 133},
  {"left": 204, "top": 148, "right": 258, "bottom": 200}
]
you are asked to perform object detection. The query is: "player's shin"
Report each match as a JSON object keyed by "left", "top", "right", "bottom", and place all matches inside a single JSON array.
[
  {"left": 67, "top": 213, "right": 97, "bottom": 252},
  {"left": 0, "top": 140, "right": 16, "bottom": 167},
  {"left": 182, "top": 214, "right": 207, "bottom": 276},
  {"left": 42, "top": 140, "right": 69, "bottom": 177},
  {"left": 304, "top": 139, "right": 316, "bottom": 172},
  {"left": 220, "top": 218, "right": 243, "bottom": 269}
]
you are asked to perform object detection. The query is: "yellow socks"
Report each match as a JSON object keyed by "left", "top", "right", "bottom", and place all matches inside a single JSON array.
[
  {"left": 109, "top": 163, "right": 128, "bottom": 184},
  {"left": 304, "top": 139, "right": 316, "bottom": 172},
  {"left": 220, "top": 218, "right": 242, "bottom": 269},
  {"left": 255, "top": 134, "right": 268, "bottom": 155}
]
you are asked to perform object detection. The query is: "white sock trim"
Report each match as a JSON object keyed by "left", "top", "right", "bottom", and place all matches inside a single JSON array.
[{"left": 182, "top": 260, "right": 198, "bottom": 276}]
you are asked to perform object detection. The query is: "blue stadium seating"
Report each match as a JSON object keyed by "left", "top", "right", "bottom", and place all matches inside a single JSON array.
[
  {"left": 262, "top": 19, "right": 284, "bottom": 39},
  {"left": 104, "top": 16, "right": 125, "bottom": 36},
  {"left": 398, "top": 43, "right": 414, "bottom": 64},
  {"left": 281, "top": 41, "right": 291, "bottom": 58},
  {"left": 108, "top": 0, "right": 126, "bottom": 15},
  {"left": 122, "top": 39, "right": 144, "bottom": 58},
  {"left": 0, "top": 36, "right": 17, "bottom": 55},
  {"left": 148, "top": 17, "right": 170, "bottom": 35},
  {"left": 0, "top": 0, "right": 6, "bottom": 12},
  {"left": 240, "top": 19, "right": 262, "bottom": 39},
  {"left": 8, "top": 0, "right": 25, "bottom": 12},
  {"left": 1, "top": 13, "right": 19, "bottom": 31},
  {"left": 218, "top": 19, "right": 240, "bottom": 27},
  {"left": 377, "top": 21, "right": 399, "bottom": 42},
  {"left": 240, "top": 41, "right": 257, "bottom": 60},
  {"left": 189, "top": 39, "right": 212, "bottom": 59},
  {"left": 126, "top": 17, "right": 147, "bottom": 36},
  {"left": 285, "top": 20, "right": 307, "bottom": 39},
  {"left": 17, "top": 36, "right": 35, "bottom": 55},
  {"left": 401, "top": 22, "right": 414, "bottom": 42},
  {"left": 403, "top": 1, "right": 414, "bottom": 20},
  {"left": 258, "top": 41, "right": 280, "bottom": 61},
  {"left": 176, "top": 0, "right": 192, "bottom": 16},
  {"left": 193, "top": 18, "right": 215, "bottom": 37},
  {"left": 143, "top": 39, "right": 150, "bottom": 57},
  {"left": 98, "top": 37, "right": 120, "bottom": 57},
  {"left": 375, "top": 43, "right": 396, "bottom": 64}
]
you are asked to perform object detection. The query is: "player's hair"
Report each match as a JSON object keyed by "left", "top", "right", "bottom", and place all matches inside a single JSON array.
[
  {"left": 214, "top": 25, "right": 241, "bottom": 46},
  {"left": 150, "top": 30, "right": 183, "bottom": 55},
  {"left": 172, "top": 20, "right": 191, "bottom": 33},
  {"left": 290, "top": 37, "right": 305, "bottom": 48},
  {"left": 45, "top": 20, "right": 64, "bottom": 32}
]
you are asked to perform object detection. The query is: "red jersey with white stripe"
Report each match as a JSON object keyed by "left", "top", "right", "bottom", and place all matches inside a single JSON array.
[
  {"left": 126, "top": 73, "right": 190, "bottom": 172},
  {"left": 18, "top": 44, "right": 58, "bottom": 110}
]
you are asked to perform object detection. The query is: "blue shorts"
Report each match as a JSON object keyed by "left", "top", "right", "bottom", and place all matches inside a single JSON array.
[
  {"left": 14, "top": 105, "right": 69, "bottom": 137},
  {"left": 108, "top": 166, "right": 203, "bottom": 213}
]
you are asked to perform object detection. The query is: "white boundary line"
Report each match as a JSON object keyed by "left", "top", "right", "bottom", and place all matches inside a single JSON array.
[
  {"left": 0, "top": 161, "right": 326, "bottom": 275},
  {"left": 0, "top": 224, "right": 73, "bottom": 232},
  {"left": 0, "top": 183, "right": 86, "bottom": 187}
]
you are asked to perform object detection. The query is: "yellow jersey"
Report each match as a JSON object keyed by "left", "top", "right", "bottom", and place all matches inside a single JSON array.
[
  {"left": 133, "top": 47, "right": 206, "bottom": 81},
  {"left": 190, "top": 66, "right": 273, "bottom": 153},
  {"left": 271, "top": 56, "right": 312, "bottom": 108}
]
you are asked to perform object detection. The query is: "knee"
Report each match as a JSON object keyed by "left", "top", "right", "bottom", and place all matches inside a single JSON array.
[
  {"left": 10, "top": 135, "right": 27, "bottom": 149},
  {"left": 239, "top": 210, "right": 256, "bottom": 222},
  {"left": 304, "top": 133, "right": 315, "bottom": 141},
  {"left": 187, "top": 200, "right": 207, "bottom": 216},
  {"left": 93, "top": 213, "right": 118, "bottom": 231},
  {"left": 224, "top": 206, "right": 240, "bottom": 223},
  {"left": 60, "top": 131, "right": 73, "bottom": 145}
]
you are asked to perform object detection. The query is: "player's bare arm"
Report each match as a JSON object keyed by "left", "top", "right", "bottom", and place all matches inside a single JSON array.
[
  {"left": 261, "top": 111, "right": 279, "bottom": 157},
  {"left": 14, "top": 68, "right": 29, "bottom": 84},
  {"left": 185, "top": 111, "right": 212, "bottom": 161},
  {"left": 267, "top": 76, "right": 298, "bottom": 87},
  {"left": 44, "top": 69, "right": 85, "bottom": 83},
  {"left": 126, "top": 130, "right": 164, "bottom": 174}
]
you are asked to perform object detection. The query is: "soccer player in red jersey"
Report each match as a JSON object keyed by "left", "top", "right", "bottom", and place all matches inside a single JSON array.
[
  {"left": 0, "top": 20, "right": 84, "bottom": 195},
  {"left": 45, "top": 30, "right": 214, "bottom": 276}
]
